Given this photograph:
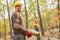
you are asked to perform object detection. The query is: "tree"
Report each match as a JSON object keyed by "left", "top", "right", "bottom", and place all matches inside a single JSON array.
[
  {"left": 3, "top": 5, "right": 6, "bottom": 40},
  {"left": 57, "top": 0, "right": 60, "bottom": 39},
  {"left": 24, "top": 0, "right": 28, "bottom": 29},
  {"left": 6, "top": 0, "right": 13, "bottom": 39},
  {"left": 37, "top": 0, "right": 44, "bottom": 35}
]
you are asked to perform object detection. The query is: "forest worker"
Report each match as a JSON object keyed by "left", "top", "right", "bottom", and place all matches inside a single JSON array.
[
  {"left": 34, "top": 19, "right": 40, "bottom": 32},
  {"left": 34, "top": 19, "right": 41, "bottom": 40},
  {"left": 11, "top": 1, "right": 40, "bottom": 40}
]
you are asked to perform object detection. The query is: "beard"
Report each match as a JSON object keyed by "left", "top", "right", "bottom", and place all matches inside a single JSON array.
[{"left": 17, "top": 9, "right": 21, "bottom": 12}]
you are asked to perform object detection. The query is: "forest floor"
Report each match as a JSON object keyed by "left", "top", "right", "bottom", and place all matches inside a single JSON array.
[{"left": 0, "top": 28, "right": 60, "bottom": 40}]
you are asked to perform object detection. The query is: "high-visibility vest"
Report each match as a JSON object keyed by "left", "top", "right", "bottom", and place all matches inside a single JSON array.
[{"left": 34, "top": 23, "right": 39, "bottom": 31}]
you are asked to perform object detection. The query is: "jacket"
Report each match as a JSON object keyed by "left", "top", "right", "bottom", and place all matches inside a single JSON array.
[{"left": 11, "top": 12, "right": 26, "bottom": 36}]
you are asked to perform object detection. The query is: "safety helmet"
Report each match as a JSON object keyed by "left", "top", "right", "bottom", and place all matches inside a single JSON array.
[{"left": 14, "top": 1, "right": 22, "bottom": 7}]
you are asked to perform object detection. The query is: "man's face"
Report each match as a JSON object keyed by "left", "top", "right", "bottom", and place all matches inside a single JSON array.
[{"left": 15, "top": 5, "right": 21, "bottom": 12}]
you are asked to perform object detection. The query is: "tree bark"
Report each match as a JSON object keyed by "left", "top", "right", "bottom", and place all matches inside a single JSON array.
[
  {"left": 58, "top": 0, "right": 60, "bottom": 39},
  {"left": 6, "top": 0, "right": 13, "bottom": 39},
  {"left": 58, "top": 0, "right": 60, "bottom": 32},
  {"left": 3, "top": 5, "right": 6, "bottom": 40},
  {"left": 24, "top": 0, "right": 28, "bottom": 29},
  {"left": 36, "top": 0, "right": 44, "bottom": 35}
]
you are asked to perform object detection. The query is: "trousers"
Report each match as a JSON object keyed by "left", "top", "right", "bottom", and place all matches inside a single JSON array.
[{"left": 13, "top": 34, "right": 26, "bottom": 40}]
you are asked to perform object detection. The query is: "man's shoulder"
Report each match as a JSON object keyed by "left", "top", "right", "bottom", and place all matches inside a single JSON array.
[
  {"left": 12, "top": 12, "right": 16, "bottom": 15},
  {"left": 11, "top": 12, "right": 16, "bottom": 18},
  {"left": 12, "top": 12, "right": 17, "bottom": 17}
]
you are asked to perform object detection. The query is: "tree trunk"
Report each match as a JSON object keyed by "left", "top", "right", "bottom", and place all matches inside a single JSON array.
[
  {"left": 58, "top": 0, "right": 60, "bottom": 39},
  {"left": 58, "top": 0, "right": 60, "bottom": 32},
  {"left": 36, "top": 0, "right": 44, "bottom": 35},
  {"left": 24, "top": 0, "right": 28, "bottom": 29},
  {"left": 6, "top": 0, "right": 13, "bottom": 39},
  {"left": 14, "top": 0, "right": 17, "bottom": 3},
  {"left": 3, "top": 5, "right": 6, "bottom": 40}
]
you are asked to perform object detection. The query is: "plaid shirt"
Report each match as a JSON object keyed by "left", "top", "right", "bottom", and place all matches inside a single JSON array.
[{"left": 11, "top": 12, "right": 26, "bottom": 36}]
